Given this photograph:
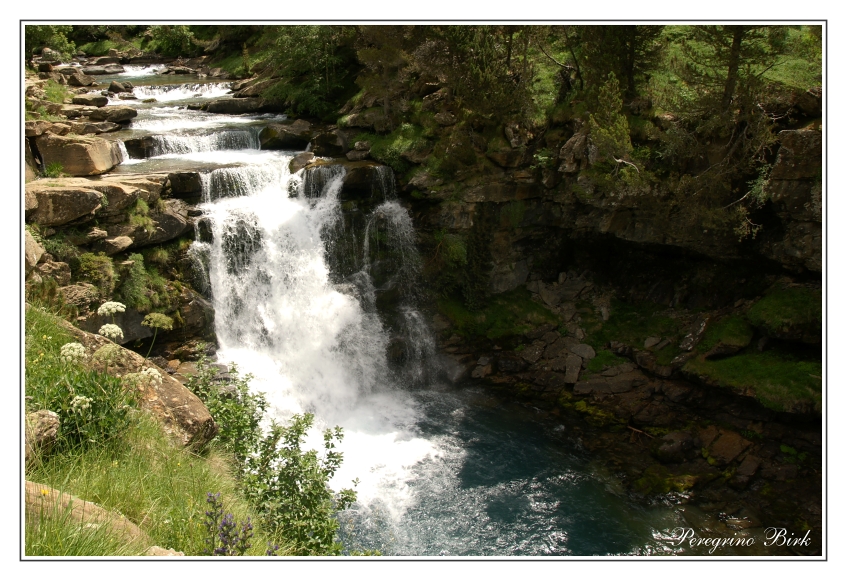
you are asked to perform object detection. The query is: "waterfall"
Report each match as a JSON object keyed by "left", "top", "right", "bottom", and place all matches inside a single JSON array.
[
  {"left": 132, "top": 82, "right": 233, "bottom": 102},
  {"left": 148, "top": 128, "right": 261, "bottom": 156}
]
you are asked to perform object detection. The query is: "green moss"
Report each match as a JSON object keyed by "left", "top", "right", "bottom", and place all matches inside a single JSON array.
[
  {"left": 585, "top": 349, "right": 628, "bottom": 373},
  {"left": 683, "top": 348, "right": 821, "bottom": 413},
  {"left": 747, "top": 286, "right": 821, "bottom": 338},
  {"left": 437, "top": 287, "right": 557, "bottom": 340},
  {"left": 697, "top": 315, "right": 754, "bottom": 353},
  {"left": 356, "top": 123, "right": 430, "bottom": 174},
  {"left": 582, "top": 299, "right": 683, "bottom": 351},
  {"left": 633, "top": 465, "right": 697, "bottom": 495},
  {"left": 570, "top": 399, "right": 623, "bottom": 427}
]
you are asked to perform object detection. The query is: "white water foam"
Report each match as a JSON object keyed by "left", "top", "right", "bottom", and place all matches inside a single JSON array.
[
  {"left": 132, "top": 82, "right": 233, "bottom": 102},
  {"left": 199, "top": 158, "right": 441, "bottom": 513}
]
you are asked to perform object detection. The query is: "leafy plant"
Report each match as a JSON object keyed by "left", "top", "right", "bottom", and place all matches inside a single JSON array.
[
  {"left": 42, "top": 162, "right": 64, "bottom": 178},
  {"left": 202, "top": 492, "right": 253, "bottom": 556},
  {"left": 185, "top": 357, "right": 267, "bottom": 472},
  {"left": 26, "top": 310, "right": 135, "bottom": 452},
  {"left": 241, "top": 413, "right": 357, "bottom": 555},
  {"left": 76, "top": 253, "right": 118, "bottom": 298},
  {"left": 141, "top": 312, "right": 174, "bottom": 361}
]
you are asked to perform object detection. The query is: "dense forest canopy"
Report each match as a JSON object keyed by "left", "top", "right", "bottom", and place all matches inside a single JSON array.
[{"left": 25, "top": 23, "right": 822, "bottom": 246}]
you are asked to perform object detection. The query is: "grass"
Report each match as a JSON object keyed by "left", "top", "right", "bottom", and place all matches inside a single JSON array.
[
  {"left": 437, "top": 287, "right": 558, "bottom": 340},
  {"left": 44, "top": 79, "right": 72, "bottom": 104},
  {"left": 25, "top": 305, "right": 292, "bottom": 556},
  {"left": 683, "top": 348, "right": 821, "bottom": 413}
]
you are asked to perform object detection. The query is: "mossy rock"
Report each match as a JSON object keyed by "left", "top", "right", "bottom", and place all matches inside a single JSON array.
[
  {"left": 747, "top": 284, "right": 821, "bottom": 344},
  {"left": 633, "top": 465, "right": 698, "bottom": 495},
  {"left": 698, "top": 315, "right": 754, "bottom": 359},
  {"left": 683, "top": 349, "right": 821, "bottom": 415}
]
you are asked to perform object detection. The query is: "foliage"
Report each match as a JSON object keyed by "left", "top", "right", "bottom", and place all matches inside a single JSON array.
[
  {"left": 202, "top": 493, "right": 254, "bottom": 556},
  {"left": 43, "top": 80, "right": 72, "bottom": 104},
  {"left": 588, "top": 73, "right": 633, "bottom": 163},
  {"left": 357, "top": 124, "right": 429, "bottom": 174},
  {"left": 148, "top": 25, "right": 200, "bottom": 57},
  {"left": 696, "top": 315, "right": 754, "bottom": 353},
  {"left": 683, "top": 348, "right": 821, "bottom": 413},
  {"left": 259, "top": 25, "right": 359, "bottom": 119},
  {"left": 42, "top": 162, "right": 64, "bottom": 178},
  {"left": 25, "top": 277, "right": 79, "bottom": 322},
  {"left": 426, "top": 218, "right": 491, "bottom": 310},
  {"left": 26, "top": 308, "right": 134, "bottom": 452},
  {"left": 76, "top": 253, "right": 118, "bottom": 298},
  {"left": 241, "top": 413, "right": 357, "bottom": 555},
  {"left": 185, "top": 357, "right": 267, "bottom": 472},
  {"left": 25, "top": 25, "right": 75, "bottom": 60},
  {"left": 115, "top": 253, "right": 176, "bottom": 312},
  {"left": 26, "top": 411, "right": 289, "bottom": 556},
  {"left": 128, "top": 199, "right": 156, "bottom": 235}
]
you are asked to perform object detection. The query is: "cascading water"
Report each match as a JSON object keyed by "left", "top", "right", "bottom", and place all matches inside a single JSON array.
[{"left": 118, "top": 68, "right": 743, "bottom": 555}]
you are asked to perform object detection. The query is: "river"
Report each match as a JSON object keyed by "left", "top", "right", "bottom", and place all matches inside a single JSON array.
[{"left": 101, "top": 66, "right": 771, "bottom": 557}]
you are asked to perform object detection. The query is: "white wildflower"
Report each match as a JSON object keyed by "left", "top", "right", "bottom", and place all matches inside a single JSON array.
[
  {"left": 98, "top": 324, "right": 124, "bottom": 341},
  {"left": 70, "top": 395, "right": 92, "bottom": 412},
  {"left": 141, "top": 367, "right": 163, "bottom": 386},
  {"left": 60, "top": 342, "right": 87, "bottom": 363},
  {"left": 97, "top": 301, "right": 126, "bottom": 317}
]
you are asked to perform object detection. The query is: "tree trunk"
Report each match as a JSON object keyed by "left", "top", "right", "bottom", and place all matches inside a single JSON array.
[{"left": 722, "top": 26, "right": 746, "bottom": 110}]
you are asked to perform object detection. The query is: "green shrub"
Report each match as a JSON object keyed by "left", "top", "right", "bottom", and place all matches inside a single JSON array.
[
  {"left": 241, "top": 413, "right": 357, "bottom": 555},
  {"left": 185, "top": 357, "right": 267, "bottom": 472},
  {"left": 76, "top": 253, "right": 118, "bottom": 297},
  {"left": 43, "top": 162, "right": 64, "bottom": 178}
]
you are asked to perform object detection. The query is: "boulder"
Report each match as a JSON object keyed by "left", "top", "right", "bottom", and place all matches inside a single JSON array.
[
  {"left": 206, "top": 97, "right": 267, "bottom": 114},
  {"left": 88, "top": 105, "right": 138, "bottom": 123},
  {"left": 123, "top": 136, "right": 157, "bottom": 159},
  {"left": 34, "top": 133, "right": 123, "bottom": 176},
  {"left": 68, "top": 121, "right": 121, "bottom": 135},
  {"left": 341, "top": 107, "right": 390, "bottom": 132},
  {"left": 558, "top": 131, "right": 589, "bottom": 173},
  {"left": 26, "top": 481, "right": 151, "bottom": 546},
  {"left": 346, "top": 149, "right": 369, "bottom": 161},
  {"left": 289, "top": 152, "right": 315, "bottom": 173},
  {"left": 25, "top": 410, "right": 59, "bottom": 466},
  {"left": 67, "top": 73, "right": 97, "bottom": 87},
  {"left": 53, "top": 316, "right": 217, "bottom": 448},
  {"left": 310, "top": 129, "right": 350, "bottom": 157},
  {"left": 82, "top": 66, "right": 108, "bottom": 76},
  {"left": 25, "top": 182, "right": 104, "bottom": 226},
  {"left": 24, "top": 230, "right": 45, "bottom": 275},
  {"left": 707, "top": 430, "right": 752, "bottom": 466},
  {"left": 35, "top": 260, "right": 71, "bottom": 285},
  {"left": 25, "top": 120, "right": 53, "bottom": 137},
  {"left": 167, "top": 171, "right": 204, "bottom": 201},
  {"left": 108, "top": 80, "right": 127, "bottom": 93},
  {"left": 97, "top": 236, "right": 134, "bottom": 255},
  {"left": 259, "top": 119, "right": 312, "bottom": 150},
  {"left": 232, "top": 77, "right": 276, "bottom": 98},
  {"left": 651, "top": 431, "right": 700, "bottom": 464},
  {"left": 72, "top": 93, "right": 109, "bottom": 107},
  {"left": 568, "top": 343, "right": 596, "bottom": 360},
  {"left": 144, "top": 547, "right": 185, "bottom": 557},
  {"left": 58, "top": 283, "right": 100, "bottom": 311}
]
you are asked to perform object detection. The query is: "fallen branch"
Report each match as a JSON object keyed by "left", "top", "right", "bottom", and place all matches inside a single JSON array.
[
  {"left": 613, "top": 157, "right": 640, "bottom": 173},
  {"left": 627, "top": 426, "right": 654, "bottom": 438}
]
